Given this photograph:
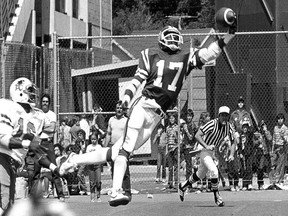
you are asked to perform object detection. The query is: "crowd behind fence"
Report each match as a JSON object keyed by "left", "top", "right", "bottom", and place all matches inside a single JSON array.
[{"left": 2, "top": 31, "right": 288, "bottom": 195}]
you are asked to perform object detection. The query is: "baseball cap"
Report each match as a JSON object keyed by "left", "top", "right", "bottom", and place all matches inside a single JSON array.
[{"left": 218, "top": 106, "right": 230, "bottom": 115}]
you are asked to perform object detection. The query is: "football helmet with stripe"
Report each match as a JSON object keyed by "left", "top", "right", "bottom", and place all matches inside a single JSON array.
[
  {"left": 10, "top": 77, "right": 39, "bottom": 107},
  {"left": 158, "top": 26, "right": 183, "bottom": 52}
]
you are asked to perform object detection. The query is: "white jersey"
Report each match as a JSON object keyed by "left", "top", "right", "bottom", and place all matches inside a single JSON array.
[{"left": 0, "top": 98, "right": 45, "bottom": 164}]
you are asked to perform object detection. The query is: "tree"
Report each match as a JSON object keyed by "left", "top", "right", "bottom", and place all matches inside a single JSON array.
[{"left": 112, "top": 0, "right": 215, "bottom": 35}]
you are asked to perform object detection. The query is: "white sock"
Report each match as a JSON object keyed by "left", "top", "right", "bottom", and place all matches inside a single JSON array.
[
  {"left": 112, "top": 155, "right": 127, "bottom": 191},
  {"left": 72, "top": 148, "right": 109, "bottom": 165}
]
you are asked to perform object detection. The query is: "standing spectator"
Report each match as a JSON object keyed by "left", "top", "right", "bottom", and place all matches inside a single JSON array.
[
  {"left": 69, "top": 117, "right": 81, "bottom": 145},
  {"left": 73, "top": 130, "right": 88, "bottom": 195},
  {"left": 153, "top": 123, "right": 167, "bottom": 183},
  {"left": 86, "top": 132, "right": 103, "bottom": 202},
  {"left": 230, "top": 96, "right": 252, "bottom": 133},
  {"left": 38, "top": 93, "right": 65, "bottom": 201},
  {"left": 58, "top": 118, "right": 72, "bottom": 149},
  {"left": 238, "top": 121, "right": 254, "bottom": 191},
  {"left": 253, "top": 120, "right": 272, "bottom": 189},
  {"left": 194, "top": 112, "right": 211, "bottom": 193},
  {"left": 104, "top": 101, "right": 131, "bottom": 199},
  {"left": 224, "top": 128, "right": 241, "bottom": 192},
  {"left": 166, "top": 113, "right": 179, "bottom": 189},
  {"left": 181, "top": 109, "right": 198, "bottom": 181},
  {"left": 79, "top": 115, "right": 90, "bottom": 145},
  {"left": 179, "top": 106, "right": 238, "bottom": 207},
  {"left": 91, "top": 103, "right": 107, "bottom": 140},
  {"left": 271, "top": 113, "right": 288, "bottom": 184}
]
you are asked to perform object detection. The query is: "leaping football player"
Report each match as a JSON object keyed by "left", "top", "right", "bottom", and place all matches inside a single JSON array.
[{"left": 59, "top": 8, "right": 237, "bottom": 207}]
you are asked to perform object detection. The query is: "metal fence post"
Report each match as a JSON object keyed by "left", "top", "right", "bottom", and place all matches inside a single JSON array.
[
  {"left": 52, "top": 32, "right": 59, "bottom": 144},
  {"left": 1, "top": 39, "right": 6, "bottom": 98}
]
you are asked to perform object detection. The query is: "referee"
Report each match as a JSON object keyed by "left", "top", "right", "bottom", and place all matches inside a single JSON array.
[{"left": 179, "top": 106, "right": 238, "bottom": 207}]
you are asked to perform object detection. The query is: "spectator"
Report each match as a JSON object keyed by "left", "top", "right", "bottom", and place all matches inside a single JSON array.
[
  {"left": 215, "top": 136, "right": 230, "bottom": 190},
  {"left": 271, "top": 113, "right": 288, "bottom": 184},
  {"left": 153, "top": 123, "right": 167, "bottom": 184},
  {"left": 73, "top": 130, "right": 88, "bottom": 195},
  {"left": 86, "top": 132, "right": 103, "bottom": 202},
  {"left": 38, "top": 93, "right": 65, "bottom": 201},
  {"left": 59, "top": 118, "right": 72, "bottom": 149},
  {"left": 195, "top": 112, "right": 211, "bottom": 193},
  {"left": 181, "top": 109, "right": 198, "bottom": 181},
  {"left": 103, "top": 101, "right": 131, "bottom": 200},
  {"left": 91, "top": 103, "right": 107, "bottom": 140},
  {"left": 253, "top": 120, "right": 272, "bottom": 189},
  {"left": 230, "top": 96, "right": 252, "bottom": 133},
  {"left": 79, "top": 115, "right": 90, "bottom": 145},
  {"left": 238, "top": 121, "right": 254, "bottom": 191},
  {"left": 54, "top": 144, "right": 66, "bottom": 168},
  {"left": 166, "top": 112, "right": 179, "bottom": 189},
  {"left": 69, "top": 117, "right": 81, "bottom": 145},
  {"left": 222, "top": 129, "right": 241, "bottom": 192}
]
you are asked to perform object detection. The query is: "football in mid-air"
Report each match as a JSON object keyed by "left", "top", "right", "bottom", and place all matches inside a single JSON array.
[{"left": 215, "top": 7, "right": 236, "bottom": 28}]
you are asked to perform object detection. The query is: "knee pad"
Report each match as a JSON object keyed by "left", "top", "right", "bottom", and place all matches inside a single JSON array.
[{"left": 210, "top": 167, "right": 219, "bottom": 179}]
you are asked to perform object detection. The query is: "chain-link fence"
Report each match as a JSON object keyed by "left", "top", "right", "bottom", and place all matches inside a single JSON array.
[{"left": 2, "top": 31, "right": 288, "bottom": 194}]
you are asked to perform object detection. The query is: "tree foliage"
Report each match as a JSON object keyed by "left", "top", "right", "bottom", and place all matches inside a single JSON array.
[{"left": 112, "top": 0, "right": 215, "bottom": 35}]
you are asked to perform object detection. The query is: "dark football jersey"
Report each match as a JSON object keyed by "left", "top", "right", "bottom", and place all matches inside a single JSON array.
[{"left": 137, "top": 47, "right": 194, "bottom": 111}]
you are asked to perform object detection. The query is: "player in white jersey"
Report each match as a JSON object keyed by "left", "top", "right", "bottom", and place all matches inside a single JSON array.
[
  {"left": 59, "top": 9, "right": 237, "bottom": 207},
  {"left": 0, "top": 77, "right": 58, "bottom": 215}
]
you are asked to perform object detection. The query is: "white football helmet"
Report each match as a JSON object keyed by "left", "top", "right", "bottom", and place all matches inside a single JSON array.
[
  {"left": 158, "top": 26, "right": 183, "bottom": 52},
  {"left": 9, "top": 77, "right": 39, "bottom": 107}
]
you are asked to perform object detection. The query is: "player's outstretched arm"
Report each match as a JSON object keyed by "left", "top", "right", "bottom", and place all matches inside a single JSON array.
[{"left": 0, "top": 134, "right": 46, "bottom": 156}]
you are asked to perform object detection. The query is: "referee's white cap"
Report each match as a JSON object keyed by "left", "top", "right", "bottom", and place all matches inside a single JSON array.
[{"left": 218, "top": 106, "right": 230, "bottom": 115}]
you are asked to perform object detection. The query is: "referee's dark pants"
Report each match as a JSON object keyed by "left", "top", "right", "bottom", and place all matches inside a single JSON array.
[{"left": 32, "top": 139, "right": 64, "bottom": 199}]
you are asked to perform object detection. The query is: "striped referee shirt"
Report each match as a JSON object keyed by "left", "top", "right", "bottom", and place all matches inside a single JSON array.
[{"left": 200, "top": 118, "right": 235, "bottom": 148}]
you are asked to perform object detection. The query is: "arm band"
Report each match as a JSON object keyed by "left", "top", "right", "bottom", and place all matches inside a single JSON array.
[{"left": 8, "top": 137, "right": 30, "bottom": 149}]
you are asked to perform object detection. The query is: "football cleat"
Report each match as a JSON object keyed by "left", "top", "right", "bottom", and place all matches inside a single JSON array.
[
  {"left": 59, "top": 152, "right": 77, "bottom": 176},
  {"left": 214, "top": 191, "right": 225, "bottom": 207},
  {"left": 109, "top": 193, "right": 130, "bottom": 207},
  {"left": 178, "top": 183, "right": 185, "bottom": 202}
]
